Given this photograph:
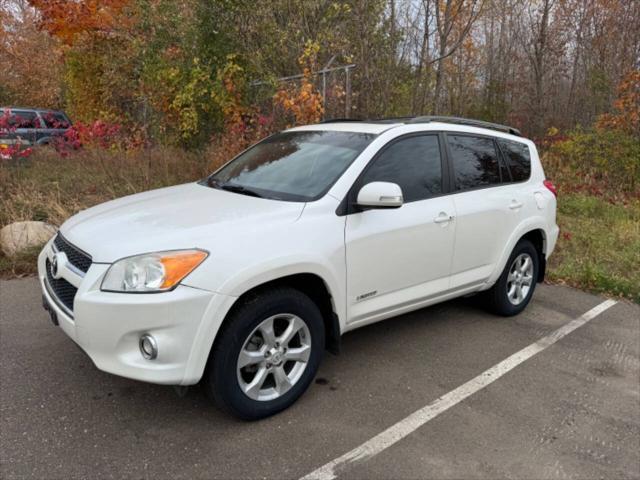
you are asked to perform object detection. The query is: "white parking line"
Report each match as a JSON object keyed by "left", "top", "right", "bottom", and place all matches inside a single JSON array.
[{"left": 300, "top": 299, "right": 618, "bottom": 480}]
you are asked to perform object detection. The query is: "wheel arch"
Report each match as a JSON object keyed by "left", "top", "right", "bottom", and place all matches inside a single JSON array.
[
  {"left": 242, "top": 273, "right": 339, "bottom": 353},
  {"left": 488, "top": 221, "right": 549, "bottom": 287},
  {"left": 217, "top": 271, "right": 342, "bottom": 357},
  {"left": 520, "top": 229, "right": 547, "bottom": 282}
]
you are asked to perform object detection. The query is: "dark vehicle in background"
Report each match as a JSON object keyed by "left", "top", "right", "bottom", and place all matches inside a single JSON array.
[{"left": 0, "top": 107, "right": 72, "bottom": 147}]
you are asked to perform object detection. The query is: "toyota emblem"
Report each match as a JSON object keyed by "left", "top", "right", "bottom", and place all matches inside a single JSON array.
[
  {"left": 50, "top": 255, "right": 58, "bottom": 278},
  {"left": 50, "top": 252, "right": 65, "bottom": 279}
]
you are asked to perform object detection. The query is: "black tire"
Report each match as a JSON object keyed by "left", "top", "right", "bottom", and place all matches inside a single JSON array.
[
  {"left": 204, "top": 287, "right": 325, "bottom": 420},
  {"left": 484, "top": 239, "right": 539, "bottom": 316}
]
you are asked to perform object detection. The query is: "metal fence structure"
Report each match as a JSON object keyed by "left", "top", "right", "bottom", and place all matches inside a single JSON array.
[{"left": 250, "top": 62, "right": 356, "bottom": 121}]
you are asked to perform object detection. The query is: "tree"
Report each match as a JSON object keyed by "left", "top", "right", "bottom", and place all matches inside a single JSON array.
[
  {"left": 432, "top": 0, "right": 483, "bottom": 113},
  {"left": 28, "top": 0, "right": 131, "bottom": 45},
  {"left": 0, "top": 0, "right": 63, "bottom": 107},
  {"left": 597, "top": 70, "right": 640, "bottom": 138}
]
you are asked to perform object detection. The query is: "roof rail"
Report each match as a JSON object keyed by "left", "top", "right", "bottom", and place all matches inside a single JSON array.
[
  {"left": 319, "top": 118, "right": 362, "bottom": 123},
  {"left": 406, "top": 116, "right": 522, "bottom": 136},
  {"left": 318, "top": 115, "right": 522, "bottom": 136}
]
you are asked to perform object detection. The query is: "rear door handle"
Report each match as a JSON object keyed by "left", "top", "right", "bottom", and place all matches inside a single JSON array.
[
  {"left": 509, "top": 200, "right": 524, "bottom": 210},
  {"left": 434, "top": 212, "right": 454, "bottom": 224}
]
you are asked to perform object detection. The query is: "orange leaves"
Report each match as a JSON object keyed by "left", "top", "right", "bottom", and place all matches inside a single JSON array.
[
  {"left": 29, "top": 0, "right": 131, "bottom": 45},
  {"left": 274, "top": 81, "right": 324, "bottom": 127},
  {"left": 597, "top": 70, "right": 640, "bottom": 136},
  {"left": 273, "top": 41, "right": 324, "bottom": 127}
]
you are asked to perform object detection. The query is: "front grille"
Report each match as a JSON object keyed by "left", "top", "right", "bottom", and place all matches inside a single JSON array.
[
  {"left": 45, "top": 258, "right": 78, "bottom": 313},
  {"left": 53, "top": 233, "right": 92, "bottom": 273}
]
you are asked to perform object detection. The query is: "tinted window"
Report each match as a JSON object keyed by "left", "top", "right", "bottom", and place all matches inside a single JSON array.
[
  {"left": 41, "top": 112, "right": 71, "bottom": 129},
  {"left": 209, "top": 131, "right": 375, "bottom": 202},
  {"left": 9, "top": 111, "right": 39, "bottom": 129},
  {"left": 360, "top": 135, "right": 442, "bottom": 202},
  {"left": 447, "top": 135, "right": 501, "bottom": 190},
  {"left": 498, "top": 139, "right": 531, "bottom": 182}
]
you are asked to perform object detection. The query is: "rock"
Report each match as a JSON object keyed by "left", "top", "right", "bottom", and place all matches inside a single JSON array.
[{"left": 0, "top": 221, "right": 57, "bottom": 257}]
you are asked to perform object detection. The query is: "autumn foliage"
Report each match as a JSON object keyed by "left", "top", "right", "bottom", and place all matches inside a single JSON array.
[
  {"left": 53, "top": 120, "right": 124, "bottom": 154},
  {"left": 597, "top": 70, "right": 640, "bottom": 137},
  {"left": 0, "top": 110, "right": 33, "bottom": 160},
  {"left": 1, "top": 0, "right": 638, "bottom": 157},
  {"left": 543, "top": 72, "right": 640, "bottom": 199},
  {"left": 28, "top": 0, "right": 131, "bottom": 45},
  {"left": 206, "top": 46, "right": 325, "bottom": 171},
  {"left": 273, "top": 42, "right": 324, "bottom": 127}
]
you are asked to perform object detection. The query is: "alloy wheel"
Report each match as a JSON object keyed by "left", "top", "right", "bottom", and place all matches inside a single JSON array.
[
  {"left": 506, "top": 253, "right": 534, "bottom": 305},
  {"left": 236, "top": 313, "right": 311, "bottom": 402}
]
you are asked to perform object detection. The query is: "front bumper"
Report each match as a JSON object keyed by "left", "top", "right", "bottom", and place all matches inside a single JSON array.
[{"left": 38, "top": 239, "right": 236, "bottom": 386}]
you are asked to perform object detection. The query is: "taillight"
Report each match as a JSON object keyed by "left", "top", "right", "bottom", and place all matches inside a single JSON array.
[{"left": 543, "top": 179, "right": 557, "bottom": 197}]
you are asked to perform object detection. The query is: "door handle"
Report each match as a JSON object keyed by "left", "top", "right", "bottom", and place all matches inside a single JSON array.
[
  {"left": 434, "top": 212, "right": 454, "bottom": 224},
  {"left": 509, "top": 200, "right": 524, "bottom": 210}
]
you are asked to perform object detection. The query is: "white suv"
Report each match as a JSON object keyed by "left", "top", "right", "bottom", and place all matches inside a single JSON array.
[{"left": 39, "top": 116, "right": 559, "bottom": 419}]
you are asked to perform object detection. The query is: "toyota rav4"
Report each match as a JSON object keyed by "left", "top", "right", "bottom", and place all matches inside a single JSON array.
[{"left": 39, "top": 116, "right": 559, "bottom": 419}]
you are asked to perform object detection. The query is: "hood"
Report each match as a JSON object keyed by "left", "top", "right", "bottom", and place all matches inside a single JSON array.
[{"left": 61, "top": 183, "right": 305, "bottom": 262}]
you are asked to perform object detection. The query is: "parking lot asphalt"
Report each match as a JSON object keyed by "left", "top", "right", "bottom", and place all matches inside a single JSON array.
[{"left": 1, "top": 277, "right": 639, "bottom": 480}]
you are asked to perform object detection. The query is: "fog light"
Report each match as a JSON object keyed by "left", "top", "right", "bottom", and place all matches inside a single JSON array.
[{"left": 139, "top": 334, "right": 158, "bottom": 360}]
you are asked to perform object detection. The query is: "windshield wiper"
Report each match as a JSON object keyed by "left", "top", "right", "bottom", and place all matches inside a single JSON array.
[{"left": 220, "top": 183, "right": 264, "bottom": 198}]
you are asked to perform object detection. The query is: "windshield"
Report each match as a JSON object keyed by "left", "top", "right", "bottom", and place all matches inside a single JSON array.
[{"left": 206, "top": 130, "right": 376, "bottom": 201}]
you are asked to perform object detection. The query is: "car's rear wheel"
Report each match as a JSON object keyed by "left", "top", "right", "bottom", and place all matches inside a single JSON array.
[
  {"left": 204, "top": 287, "right": 324, "bottom": 420},
  {"left": 484, "top": 239, "right": 539, "bottom": 316}
]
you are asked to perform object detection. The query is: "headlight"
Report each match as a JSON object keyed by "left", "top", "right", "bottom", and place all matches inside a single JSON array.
[{"left": 101, "top": 249, "right": 208, "bottom": 293}]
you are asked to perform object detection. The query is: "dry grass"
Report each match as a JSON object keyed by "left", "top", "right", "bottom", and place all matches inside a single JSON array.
[
  {"left": 0, "top": 147, "right": 211, "bottom": 276},
  {"left": 0, "top": 147, "right": 210, "bottom": 228}
]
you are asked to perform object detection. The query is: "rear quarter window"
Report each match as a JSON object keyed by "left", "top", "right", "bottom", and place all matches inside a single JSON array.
[
  {"left": 41, "top": 112, "right": 71, "bottom": 129},
  {"left": 498, "top": 139, "right": 531, "bottom": 182}
]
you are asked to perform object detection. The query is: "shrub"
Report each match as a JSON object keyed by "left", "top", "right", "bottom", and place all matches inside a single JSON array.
[
  {"left": 597, "top": 70, "right": 640, "bottom": 138},
  {"left": 53, "top": 120, "right": 126, "bottom": 154},
  {"left": 543, "top": 128, "right": 640, "bottom": 198},
  {"left": 273, "top": 41, "right": 324, "bottom": 127},
  {"left": 0, "top": 109, "right": 34, "bottom": 160}
]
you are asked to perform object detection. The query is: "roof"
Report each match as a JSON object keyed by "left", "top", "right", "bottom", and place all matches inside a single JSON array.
[
  {"left": 290, "top": 115, "right": 523, "bottom": 137},
  {"left": 1, "top": 107, "right": 66, "bottom": 114}
]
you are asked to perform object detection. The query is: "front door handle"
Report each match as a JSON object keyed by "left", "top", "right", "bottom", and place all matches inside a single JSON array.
[
  {"left": 509, "top": 200, "right": 524, "bottom": 210},
  {"left": 434, "top": 212, "right": 454, "bottom": 224}
]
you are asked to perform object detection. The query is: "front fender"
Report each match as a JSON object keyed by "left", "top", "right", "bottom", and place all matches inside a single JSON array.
[{"left": 180, "top": 257, "right": 345, "bottom": 385}]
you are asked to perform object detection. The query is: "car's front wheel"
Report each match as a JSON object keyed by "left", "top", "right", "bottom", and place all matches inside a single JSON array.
[
  {"left": 204, "top": 287, "right": 325, "bottom": 420},
  {"left": 484, "top": 239, "right": 539, "bottom": 316}
]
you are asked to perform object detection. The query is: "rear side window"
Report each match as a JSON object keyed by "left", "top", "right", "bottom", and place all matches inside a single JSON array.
[
  {"left": 9, "top": 111, "right": 39, "bottom": 129},
  {"left": 360, "top": 135, "right": 442, "bottom": 202},
  {"left": 447, "top": 135, "right": 501, "bottom": 190},
  {"left": 498, "top": 139, "right": 531, "bottom": 182}
]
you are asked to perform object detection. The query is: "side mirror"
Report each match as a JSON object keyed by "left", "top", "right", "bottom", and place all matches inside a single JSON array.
[{"left": 356, "top": 182, "right": 403, "bottom": 209}]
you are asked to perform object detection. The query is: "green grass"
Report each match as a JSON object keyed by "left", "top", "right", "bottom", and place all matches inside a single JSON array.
[{"left": 547, "top": 194, "right": 640, "bottom": 303}]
